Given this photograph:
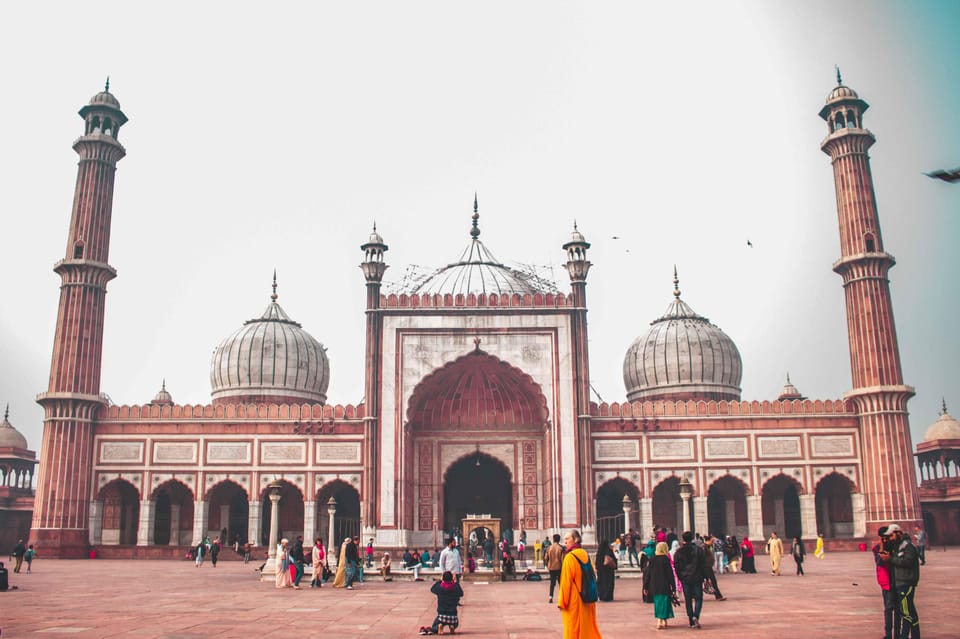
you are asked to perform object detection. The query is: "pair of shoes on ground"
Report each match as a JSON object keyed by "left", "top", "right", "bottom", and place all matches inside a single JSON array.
[
  {"left": 346, "top": 585, "right": 354, "bottom": 590},
  {"left": 418, "top": 627, "right": 436, "bottom": 635},
  {"left": 689, "top": 618, "right": 701, "bottom": 629},
  {"left": 548, "top": 596, "right": 553, "bottom": 603},
  {"left": 716, "top": 595, "right": 726, "bottom": 600}
]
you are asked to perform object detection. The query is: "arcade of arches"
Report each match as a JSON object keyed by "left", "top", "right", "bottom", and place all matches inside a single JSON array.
[{"left": 593, "top": 472, "right": 860, "bottom": 542}]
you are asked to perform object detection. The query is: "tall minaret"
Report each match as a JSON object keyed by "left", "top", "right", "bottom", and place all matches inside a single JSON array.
[
  {"left": 562, "top": 223, "right": 594, "bottom": 531},
  {"left": 33, "top": 83, "right": 127, "bottom": 557},
  {"left": 819, "top": 71, "right": 920, "bottom": 531},
  {"left": 360, "top": 223, "right": 388, "bottom": 534}
]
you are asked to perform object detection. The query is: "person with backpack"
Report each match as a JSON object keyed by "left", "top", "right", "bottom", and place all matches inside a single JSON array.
[
  {"left": 556, "top": 529, "right": 603, "bottom": 639},
  {"left": 673, "top": 531, "right": 708, "bottom": 629}
]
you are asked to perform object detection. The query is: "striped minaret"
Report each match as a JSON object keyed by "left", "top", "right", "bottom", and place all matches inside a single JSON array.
[
  {"left": 819, "top": 70, "right": 920, "bottom": 531},
  {"left": 33, "top": 82, "right": 128, "bottom": 557}
]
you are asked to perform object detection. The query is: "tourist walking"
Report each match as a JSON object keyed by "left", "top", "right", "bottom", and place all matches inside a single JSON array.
[
  {"left": 194, "top": 540, "right": 205, "bottom": 567},
  {"left": 545, "top": 533, "right": 564, "bottom": 604},
  {"left": 275, "top": 538, "right": 292, "bottom": 589},
  {"left": 419, "top": 571, "right": 464, "bottom": 635},
  {"left": 23, "top": 544, "right": 36, "bottom": 573},
  {"left": 702, "top": 537, "right": 726, "bottom": 600},
  {"left": 791, "top": 537, "right": 805, "bottom": 576},
  {"left": 814, "top": 532, "right": 825, "bottom": 559},
  {"left": 627, "top": 530, "right": 640, "bottom": 567},
  {"left": 10, "top": 539, "right": 26, "bottom": 573},
  {"left": 287, "top": 535, "right": 304, "bottom": 588},
  {"left": 333, "top": 538, "right": 349, "bottom": 588},
  {"left": 880, "top": 523, "right": 921, "bottom": 639},
  {"left": 243, "top": 542, "right": 252, "bottom": 564},
  {"left": 595, "top": 538, "right": 617, "bottom": 602},
  {"left": 726, "top": 536, "right": 741, "bottom": 573},
  {"left": 767, "top": 532, "right": 784, "bottom": 576},
  {"left": 310, "top": 537, "right": 326, "bottom": 587},
  {"left": 366, "top": 538, "right": 375, "bottom": 568},
  {"left": 674, "top": 531, "right": 708, "bottom": 629},
  {"left": 643, "top": 542, "right": 677, "bottom": 630},
  {"left": 740, "top": 536, "right": 756, "bottom": 573},
  {"left": 210, "top": 537, "right": 221, "bottom": 567},
  {"left": 557, "top": 529, "right": 603, "bottom": 639},
  {"left": 344, "top": 536, "right": 360, "bottom": 589},
  {"left": 914, "top": 527, "right": 927, "bottom": 565},
  {"left": 872, "top": 526, "right": 899, "bottom": 639}
]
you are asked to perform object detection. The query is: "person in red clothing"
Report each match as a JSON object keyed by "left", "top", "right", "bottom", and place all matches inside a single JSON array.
[
  {"left": 740, "top": 537, "right": 756, "bottom": 573},
  {"left": 873, "top": 526, "right": 900, "bottom": 639}
]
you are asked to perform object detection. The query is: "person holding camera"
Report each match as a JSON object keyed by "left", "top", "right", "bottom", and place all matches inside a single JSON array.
[
  {"left": 879, "top": 523, "right": 921, "bottom": 639},
  {"left": 872, "top": 526, "right": 898, "bottom": 639}
]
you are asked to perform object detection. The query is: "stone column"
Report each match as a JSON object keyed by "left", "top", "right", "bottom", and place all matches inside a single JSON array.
[
  {"left": 773, "top": 498, "right": 785, "bottom": 535},
  {"left": 621, "top": 496, "right": 632, "bottom": 536},
  {"left": 219, "top": 505, "right": 230, "bottom": 541},
  {"left": 327, "top": 498, "right": 337, "bottom": 566},
  {"left": 747, "top": 495, "right": 764, "bottom": 544},
  {"left": 692, "top": 497, "right": 708, "bottom": 535},
  {"left": 169, "top": 504, "right": 182, "bottom": 546},
  {"left": 248, "top": 500, "right": 262, "bottom": 547},
  {"left": 799, "top": 494, "right": 818, "bottom": 540},
  {"left": 260, "top": 488, "right": 282, "bottom": 578},
  {"left": 88, "top": 500, "right": 103, "bottom": 546},
  {"left": 303, "top": 499, "right": 317, "bottom": 546},
  {"left": 852, "top": 493, "right": 866, "bottom": 538},
  {"left": 192, "top": 500, "right": 208, "bottom": 545},
  {"left": 680, "top": 494, "right": 691, "bottom": 533},
  {"left": 638, "top": 497, "right": 653, "bottom": 539},
  {"left": 725, "top": 499, "right": 737, "bottom": 536},
  {"left": 136, "top": 499, "right": 155, "bottom": 546}
]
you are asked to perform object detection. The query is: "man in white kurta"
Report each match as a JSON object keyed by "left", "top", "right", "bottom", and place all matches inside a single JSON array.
[{"left": 439, "top": 537, "right": 464, "bottom": 582}]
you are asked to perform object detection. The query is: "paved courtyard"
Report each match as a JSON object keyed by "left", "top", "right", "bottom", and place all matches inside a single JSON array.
[{"left": 0, "top": 550, "right": 956, "bottom": 638}]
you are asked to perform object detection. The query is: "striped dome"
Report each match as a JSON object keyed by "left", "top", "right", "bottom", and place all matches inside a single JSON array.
[
  {"left": 623, "top": 277, "right": 742, "bottom": 402},
  {"left": 210, "top": 285, "right": 329, "bottom": 405}
]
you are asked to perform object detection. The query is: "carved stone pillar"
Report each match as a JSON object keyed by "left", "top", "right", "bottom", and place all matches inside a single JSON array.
[
  {"left": 852, "top": 493, "right": 866, "bottom": 538},
  {"left": 639, "top": 497, "right": 653, "bottom": 539},
  {"left": 692, "top": 497, "right": 708, "bottom": 535},
  {"left": 192, "top": 500, "right": 208, "bottom": 545},
  {"left": 136, "top": 499, "right": 154, "bottom": 546},
  {"left": 680, "top": 494, "right": 691, "bottom": 533},
  {"left": 248, "top": 500, "right": 262, "bottom": 547},
  {"left": 303, "top": 499, "right": 317, "bottom": 546},
  {"left": 799, "top": 494, "right": 818, "bottom": 540},
  {"left": 747, "top": 495, "right": 764, "bottom": 544},
  {"left": 169, "top": 504, "right": 182, "bottom": 546},
  {"left": 88, "top": 500, "right": 103, "bottom": 546}
]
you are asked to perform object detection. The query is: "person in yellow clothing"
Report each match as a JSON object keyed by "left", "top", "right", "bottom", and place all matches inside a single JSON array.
[
  {"left": 766, "top": 531, "right": 784, "bottom": 576},
  {"left": 814, "top": 532, "right": 825, "bottom": 559},
  {"left": 534, "top": 539, "right": 543, "bottom": 567},
  {"left": 557, "top": 529, "right": 603, "bottom": 639}
]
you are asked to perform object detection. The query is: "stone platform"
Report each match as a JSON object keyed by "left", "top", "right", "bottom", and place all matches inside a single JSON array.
[{"left": 0, "top": 549, "right": 956, "bottom": 638}]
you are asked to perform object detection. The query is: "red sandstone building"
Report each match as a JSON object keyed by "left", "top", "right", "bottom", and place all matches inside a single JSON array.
[{"left": 23, "top": 77, "right": 939, "bottom": 558}]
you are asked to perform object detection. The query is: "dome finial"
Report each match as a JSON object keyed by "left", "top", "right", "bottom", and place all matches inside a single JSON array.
[
  {"left": 835, "top": 65, "right": 842, "bottom": 86},
  {"left": 470, "top": 193, "right": 481, "bottom": 239},
  {"left": 672, "top": 265, "right": 681, "bottom": 298},
  {"left": 161, "top": 378, "right": 166, "bottom": 392},
  {"left": 786, "top": 372, "right": 791, "bottom": 384},
  {"left": 372, "top": 220, "right": 377, "bottom": 232},
  {"left": 3, "top": 403, "right": 8, "bottom": 422},
  {"left": 943, "top": 397, "right": 949, "bottom": 416},
  {"left": 105, "top": 76, "right": 110, "bottom": 92},
  {"left": 271, "top": 270, "right": 278, "bottom": 302}
]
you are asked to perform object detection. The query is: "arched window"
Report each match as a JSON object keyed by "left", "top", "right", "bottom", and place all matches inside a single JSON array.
[{"left": 864, "top": 233, "right": 876, "bottom": 253}]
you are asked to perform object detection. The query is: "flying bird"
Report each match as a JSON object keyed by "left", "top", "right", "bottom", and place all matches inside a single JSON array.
[
  {"left": 747, "top": 240, "right": 753, "bottom": 248},
  {"left": 925, "top": 167, "right": 960, "bottom": 183},
  {"left": 611, "top": 235, "right": 621, "bottom": 239}
]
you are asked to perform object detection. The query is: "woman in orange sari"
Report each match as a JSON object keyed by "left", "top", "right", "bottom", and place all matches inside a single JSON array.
[{"left": 556, "top": 529, "right": 603, "bottom": 639}]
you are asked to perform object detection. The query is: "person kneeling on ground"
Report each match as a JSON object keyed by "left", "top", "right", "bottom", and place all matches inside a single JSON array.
[
  {"left": 522, "top": 567, "right": 542, "bottom": 581},
  {"left": 419, "top": 571, "right": 464, "bottom": 635}
]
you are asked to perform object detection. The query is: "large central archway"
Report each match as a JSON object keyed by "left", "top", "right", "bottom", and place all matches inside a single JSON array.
[
  {"left": 443, "top": 452, "right": 513, "bottom": 533},
  {"left": 405, "top": 348, "right": 552, "bottom": 534}
]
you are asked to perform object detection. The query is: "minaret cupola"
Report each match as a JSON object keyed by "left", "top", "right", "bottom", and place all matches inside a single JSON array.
[
  {"left": 79, "top": 78, "right": 128, "bottom": 140},
  {"left": 562, "top": 222, "right": 591, "bottom": 284},
  {"left": 360, "top": 223, "right": 389, "bottom": 284}
]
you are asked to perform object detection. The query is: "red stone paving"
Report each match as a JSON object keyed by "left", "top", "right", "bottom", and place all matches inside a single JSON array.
[{"left": 0, "top": 550, "right": 956, "bottom": 638}]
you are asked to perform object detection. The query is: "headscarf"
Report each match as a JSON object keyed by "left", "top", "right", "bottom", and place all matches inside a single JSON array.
[
  {"left": 669, "top": 540, "right": 680, "bottom": 556},
  {"left": 643, "top": 539, "right": 656, "bottom": 558},
  {"left": 655, "top": 541, "right": 669, "bottom": 556}
]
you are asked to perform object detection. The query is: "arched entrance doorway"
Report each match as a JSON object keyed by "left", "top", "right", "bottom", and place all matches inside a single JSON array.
[
  {"left": 260, "top": 480, "right": 303, "bottom": 546},
  {"left": 316, "top": 481, "right": 361, "bottom": 549},
  {"left": 444, "top": 452, "right": 512, "bottom": 534},
  {"left": 208, "top": 480, "right": 249, "bottom": 545},
  {"left": 99, "top": 479, "right": 139, "bottom": 545},
  {"left": 815, "top": 473, "right": 854, "bottom": 538},
  {"left": 406, "top": 349, "right": 550, "bottom": 535},
  {"left": 595, "top": 477, "right": 640, "bottom": 543},
  {"left": 153, "top": 480, "right": 194, "bottom": 545},
  {"left": 652, "top": 477, "right": 683, "bottom": 532},
  {"left": 761, "top": 475, "right": 802, "bottom": 540},
  {"left": 707, "top": 476, "right": 748, "bottom": 538}
]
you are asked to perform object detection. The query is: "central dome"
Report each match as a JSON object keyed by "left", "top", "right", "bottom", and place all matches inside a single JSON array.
[
  {"left": 409, "top": 199, "right": 555, "bottom": 296},
  {"left": 210, "top": 278, "right": 329, "bottom": 405},
  {"left": 623, "top": 271, "right": 742, "bottom": 402}
]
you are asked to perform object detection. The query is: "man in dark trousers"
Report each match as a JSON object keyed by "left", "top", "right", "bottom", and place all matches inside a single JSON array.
[
  {"left": 872, "top": 526, "right": 899, "bottom": 639},
  {"left": 674, "top": 531, "right": 708, "bottom": 629},
  {"left": 544, "top": 533, "right": 564, "bottom": 604},
  {"left": 344, "top": 536, "right": 360, "bottom": 589},
  {"left": 290, "top": 535, "right": 306, "bottom": 588},
  {"left": 880, "top": 524, "right": 921, "bottom": 639},
  {"left": 10, "top": 539, "right": 26, "bottom": 574}
]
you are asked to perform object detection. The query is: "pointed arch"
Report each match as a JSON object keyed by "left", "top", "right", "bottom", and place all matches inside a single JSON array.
[
  {"left": 152, "top": 479, "right": 194, "bottom": 545},
  {"left": 595, "top": 476, "right": 640, "bottom": 543},
  {"left": 815, "top": 472, "right": 855, "bottom": 538},
  {"left": 707, "top": 475, "right": 749, "bottom": 538},
  {"left": 315, "top": 479, "right": 361, "bottom": 548},
  {"left": 258, "top": 479, "right": 303, "bottom": 546},
  {"left": 760, "top": 473, "right": 804, "bottom": 540},
  {"left": 442, "top": 451, "right": 514, "bottom": 533},
  {"left": 98, "top": 478, "right": 140, "bottom": 545}
]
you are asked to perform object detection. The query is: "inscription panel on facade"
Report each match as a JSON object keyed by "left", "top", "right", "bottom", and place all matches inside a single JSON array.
[
  {"left": 153, "top": 442, "right": 198, "bottom": 464},
  {"left": 207, "top": 442, "right": 251, "bottom": 463},
  {"left": 649, "top": 439, "right": 694, "bottom": 460},
  {"left": 704, "top": 438, "right": 747, "bottom": 459},
  {"left": 261, "top": 442, "right": 306, "bottom": 464},
  {"left": 99, "top": 441, "right": 144, "bottom": 464},
  {"left": 811, "top": 435, "right": 854, "bottom": 457},
  {"left": 316, "top": 442, "right": 362, "bottom": 463},
  {"left": 594, "top": 440, "right": 640, "bottom": 462},
  {"left": 758, "top": 437, "right": 801, "bottom": 458}
]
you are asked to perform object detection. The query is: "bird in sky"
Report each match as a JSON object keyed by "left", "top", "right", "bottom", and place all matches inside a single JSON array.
[
  {"left": 611, "top": 235, "right": 621, "bottom": 239},
  {"left": 747, "top": 240, "right": 753, "bottom": 248},
  {"left": 925, "top": 167, "right": 960, "bottom": 183}
]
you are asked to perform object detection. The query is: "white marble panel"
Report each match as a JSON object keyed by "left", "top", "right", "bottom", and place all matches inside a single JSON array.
[
  {"left": 811, "top": 435, "right": 854, "bottom": 457},
  {"left": 316, "top": 442, "right": 362, "bottom": 463},
  {"left": 594, "top": 439, "right": 640, "bottom": 462},
  {"left": 704, "top": 438, "right": 747, "bottom": 459},
  {"left": 649, "top": 438, "right": 695, "bottom": 460},
  {"left": 207, "top": 442, "right": 251, "bottom": 463},
  {"left": 99, "top": 441, "right": 144, "bottom": 463},
  {"left": 261, "top": 442, "right": 306, "bottom": 464},
  {"left": 153, "top": 442, "right": 198, "bottom": 464},
  {"left": 757, "top": 436, "right": 801, "bottom": 458}
]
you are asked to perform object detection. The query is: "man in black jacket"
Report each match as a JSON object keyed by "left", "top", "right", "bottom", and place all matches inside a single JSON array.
[
  {"left": 344, "top": 536, "right": 360, "bottom": 589},
  {"left": 880, "top": 523, "right": 920, "bottom": 639},
  {"left": 290, "top": 536, "right": 306, "bottom": 588},
  {"left": 673, "top": 531, "right": 708, "bottom": 629}
]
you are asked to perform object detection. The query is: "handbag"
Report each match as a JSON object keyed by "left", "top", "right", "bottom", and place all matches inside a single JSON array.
[{"left": 603, "top": 554, "right": 616, "bottom": 569}]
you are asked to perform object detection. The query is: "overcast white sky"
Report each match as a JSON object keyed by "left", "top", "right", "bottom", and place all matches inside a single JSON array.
[{"left": 1, "top": 1, "right": 957, "bottom": 453}]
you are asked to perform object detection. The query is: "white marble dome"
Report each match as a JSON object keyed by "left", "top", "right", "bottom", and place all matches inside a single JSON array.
[
  {"left": 0, "top": 407, "right": 28, "bottom": 449},
  {"left": 924, "top": 405, "right": 960, "bottom": 442},
  {"left": 623, "top": 277, "right": 742, "bottom": 402},
  {"left": 210, "top": 285, "right": 329, "bottom": 405}
]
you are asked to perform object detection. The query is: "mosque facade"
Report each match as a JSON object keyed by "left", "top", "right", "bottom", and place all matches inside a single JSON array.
[{"left": 25, "top": 78, "right": 936, "bottom": 558}]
